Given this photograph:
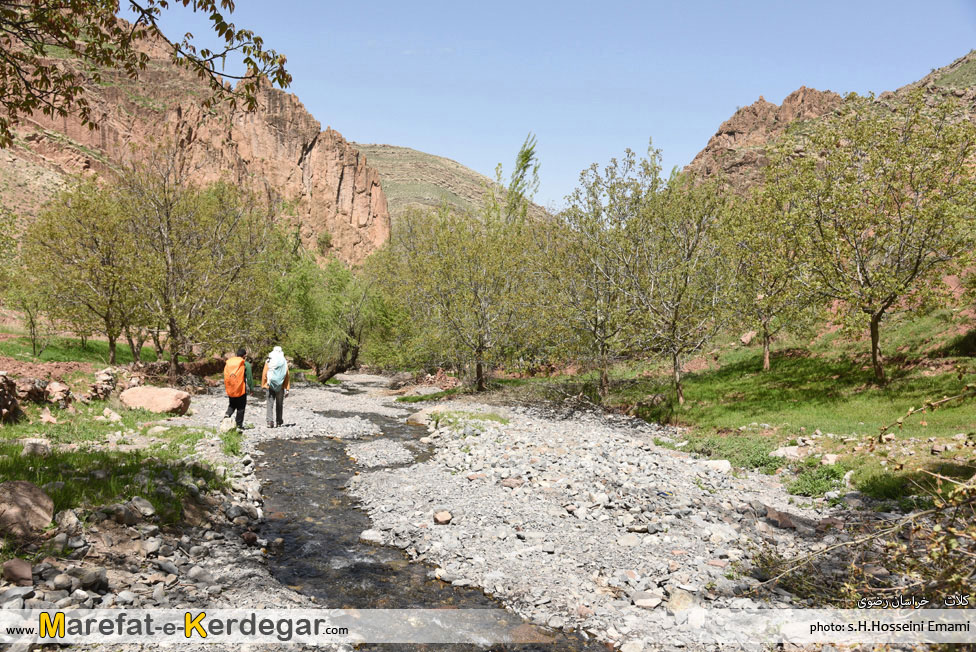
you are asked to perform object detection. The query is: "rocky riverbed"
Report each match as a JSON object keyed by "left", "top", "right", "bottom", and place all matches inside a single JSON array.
[
  {"left": 1, "top": 374, "right": 856, "bottom": 651},
  {"left": 344, "top": 380, "right": 853, "bottom": 651}
]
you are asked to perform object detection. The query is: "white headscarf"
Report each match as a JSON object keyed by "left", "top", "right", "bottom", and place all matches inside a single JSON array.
[{"left": 268, "top": 346, "right": 287, "bottom": 372}]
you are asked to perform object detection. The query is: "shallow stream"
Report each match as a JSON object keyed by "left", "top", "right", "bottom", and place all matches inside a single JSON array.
[{"left": 254, "top": 385, "right": 608, "bottom": 651}]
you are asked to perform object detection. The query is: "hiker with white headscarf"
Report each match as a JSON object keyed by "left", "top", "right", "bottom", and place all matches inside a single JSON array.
[{"left": 261, "top": 346, "right": 290, "bottom": 428}]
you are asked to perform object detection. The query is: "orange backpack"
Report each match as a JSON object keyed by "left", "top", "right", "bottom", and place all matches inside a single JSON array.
[{"left": 224, "top": 357, "right": 246, "bottom": 397}]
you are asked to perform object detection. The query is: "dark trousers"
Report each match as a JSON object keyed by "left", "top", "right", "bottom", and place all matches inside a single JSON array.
[
  {"left": 225, "top": 394, "right": 247, "bottom": 428},
  {"left": 266, "top": 387, "right": 284, "bottom": 425}
]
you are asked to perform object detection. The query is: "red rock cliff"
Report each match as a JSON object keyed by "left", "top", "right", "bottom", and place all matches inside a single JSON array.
[{"left": 2, "top": 47, "right": 389, "bottom": 265}]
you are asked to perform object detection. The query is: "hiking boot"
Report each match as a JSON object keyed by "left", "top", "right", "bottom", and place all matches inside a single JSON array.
[{"left": 267, "top": 421, "right": 275, "bottom": 429}]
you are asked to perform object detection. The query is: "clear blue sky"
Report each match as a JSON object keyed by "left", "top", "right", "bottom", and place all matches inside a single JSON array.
[{"left": 137, "top": 0, "right": 976, "bottom": 209}]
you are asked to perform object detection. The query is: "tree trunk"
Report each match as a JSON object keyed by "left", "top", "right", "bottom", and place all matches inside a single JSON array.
[
  {"left": 315, "top": 335, "right": 361, "bottom": 383},
  {"left": 28, "top": 317, "right": 39, "bottom": 357},
  {"left": 672, "top": 352, "right": 684, "bottom": 405},
  {"left": 475, "top": 349, "right": 486, "bottom": 392},
  {"left": 599, "top": 366, "right": 609, "bottom": 400},
  {"left": 167, "top": 319, "right": 181, "bottom": 377},
  {"left": 762, "top": 328, "right": 771, "bottom": 372},
  {"left": 80, "top": 333, "right": 88, "bottom": 349},
  {"left": 124, "top": 326, "right": 141, "bottom": 364},
  {"left": 134, "top": 330, "right": 148, "bottom": 364},
  {"left": 107, "top": 333, "right": 117, "bottom": 365},
  {"left": 870, "top": 313, "right": 885, "bottom": 385},
  {"left": 151, "top": 328, "right": 164, "bottom": 358}
]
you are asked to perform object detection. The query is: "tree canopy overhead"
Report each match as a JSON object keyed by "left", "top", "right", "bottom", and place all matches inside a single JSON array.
[{"left": 0, "top": 0, "right": 291, "bottom": 147}]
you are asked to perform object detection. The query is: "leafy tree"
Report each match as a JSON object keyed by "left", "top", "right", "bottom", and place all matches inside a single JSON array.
[
  {"left": 0, "top": 0, "right": 290, "bottom": 147},
  {"left": 769, "top": 90, "right": 976, "bottom": 383},
  {"left": 5, "top": 255, "right": 53, "bottom": 357},
  {"left": 539, "top": 147, "right": 659, "bottom": 396},
  {"left": 22, "top": 180, "right": 141, "bottom": 364},
  {"left": 728, "top": 188, "right": 817, "bottom": 370},
  {"left": 118, "top": 146, "right": 279, "bottom": 374},
  {"left": 619, "top": 173, "right": 737, "bottom": 404},
  {"left": 376, "top": 135, "right": 541, "bottom": 390},
  {"left": 277, "top": 254, "right": 389, "bottom": 381}
]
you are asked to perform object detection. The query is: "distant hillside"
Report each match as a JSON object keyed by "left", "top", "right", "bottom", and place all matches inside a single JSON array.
[
  {"left": 353, "top": 143, "right": 547, "bottom": 221},
  {"left": 686, "top": 50, "right": 976, "bottom": 191}
]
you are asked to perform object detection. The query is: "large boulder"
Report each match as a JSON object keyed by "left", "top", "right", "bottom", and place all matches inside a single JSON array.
[
  {"left": 0, "top": 481, "right": 54, "bottom": 538},
  {"left": 388, "top": 372, "right": 414, "bottom": 389},
  {"left": 120, "top": 387, "right": 191, "bottom": 415}
]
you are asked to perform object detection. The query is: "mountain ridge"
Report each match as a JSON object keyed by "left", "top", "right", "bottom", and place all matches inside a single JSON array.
[{"left": 685, "top": 50, "right": 976, "bottom": 190}]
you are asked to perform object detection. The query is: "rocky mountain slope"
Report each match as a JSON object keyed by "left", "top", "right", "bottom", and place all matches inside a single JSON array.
[
  {"left": 686, "top": 50, "right": 976, "bottom": 190},
  {"left": 0, "top": 39, "right": 389, "bottom": 266},
  {"left": 353, "top": 143, "right": 549, "bottom": 222}
]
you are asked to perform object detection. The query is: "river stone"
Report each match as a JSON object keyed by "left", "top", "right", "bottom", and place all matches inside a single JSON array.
[
  {"left": 52, "top": 574, "right": 73, "bottom": 590},
  {"left": 766, "top": 507, "right": 795, "bottom": 529},
  {"left": 19, "top": 438, "right": 51, "bottom": 457},
  {"left": 142, "top": 538, "right": 162, "bottom": 556},
  {"left": 129, "top": 496, "right": 155, "bottom": 517},
  {"left": 74, "top": 567, "right": 108, "bottom": 591},
  {"left": 120, "top": 387, "right": 191, "bottom": 415},
  {"left": 769, "top": 446, "right": 807, "bottom": 460},
  {"left": 0, "top": 481, "right": 54, "bottom": 537},
  {"left": 187, "top": 566, "right": 215, "bottom": 585},
  {"left": 632, "top": 590, "right": 664, "bottom": 609},
  {"left": 667, "top": 588, "right": 696, "bottom": 614},
  {"left": 155, "top": 560, "right": 179, "bottom": 576},
  {"left": 433, "top": 511, "right": 453, "bottom": 525},
  {"left": 0, "top": 587, "right": 34, "bottom": 602},
  {"left": 2, "top": 559, "right": 32, "bottom": 586},
  {"left": 617, "top": 533, "right": 640, "bottom": 547},
  {"left": 116, "top": 590, "right": 137, "bottom": 605},
  {"left": 55, "top": 509, "right": 81, "bottom": 535},
  {"left": 700, "top": 459, "right": 731, "bottom": 473},
  {"left": 359, "top": 529, "right": 384, "bottom": 544}
]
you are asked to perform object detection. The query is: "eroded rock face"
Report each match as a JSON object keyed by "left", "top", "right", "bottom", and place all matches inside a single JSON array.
[
  {"left": 120, "top": 386, "right": 191, "bottom": 415},
  {"left": 0, "top": 481, "right": 54, "bottom": 538},
  {"left": 4, "top": 40, "right": 390, "bottom": 266},
  {"left": 686, "top": 86, "right": 843, "bottom": 191}
]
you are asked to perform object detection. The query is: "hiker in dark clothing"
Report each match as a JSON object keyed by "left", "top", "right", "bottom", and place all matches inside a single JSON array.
[{"left": 223, "top": 348, "right": 254, "bottom": 432}]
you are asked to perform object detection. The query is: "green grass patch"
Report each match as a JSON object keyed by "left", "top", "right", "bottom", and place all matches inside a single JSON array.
[
  {"left": 605, "top": 312, "right": 976, "bottom": 443},
  {"left": 432, "top": 410, "right": 509, "bottom": 430},
  {"left": 788, "top": 461, "right": 848, "bottom": 497},
  {"left": 2, "top": 401, "right": 156, "bottom": 445},
  {"left": 0, "top": 335, "right": 159, "bottom": 365},
  {"left": 0, "top": 439, "right": 223, "bottom": 529},
  {"left": 396, "top": 387, "right": 468, "bottom": 403},
  {"left": 219, "top": 427, "right": 242, "bottom": 457},
  {"left": 682, "top": 432, "right": 781, "bottom": 474}
]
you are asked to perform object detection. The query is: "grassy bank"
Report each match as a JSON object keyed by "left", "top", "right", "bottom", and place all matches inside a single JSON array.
[
  {"left": 0, "top": 333, "right": 160, "bottom": 365},
  {"left": 0, "top": 400, "right": 233, "bottom": 557}
]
